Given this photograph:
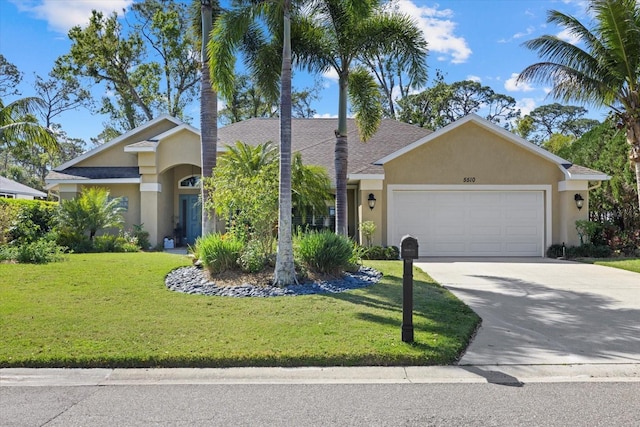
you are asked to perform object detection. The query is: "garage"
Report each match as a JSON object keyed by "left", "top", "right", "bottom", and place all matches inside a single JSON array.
[{"left": 390, "top": 190, "right": 545, "bottom": 257}]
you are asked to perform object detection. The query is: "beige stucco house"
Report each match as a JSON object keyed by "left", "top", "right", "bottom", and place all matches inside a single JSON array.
[{"left": 45, "top": 113, "right": 609, "bottom": 256}]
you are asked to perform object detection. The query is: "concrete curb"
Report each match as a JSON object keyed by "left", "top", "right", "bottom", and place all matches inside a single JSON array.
[{"left": 2, "top": 364, "right": 640, "bottom": 387}]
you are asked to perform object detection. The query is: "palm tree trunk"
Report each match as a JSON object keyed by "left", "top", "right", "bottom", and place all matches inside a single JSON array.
[
  {"left": 200, "top": 1, "right": 217, "bottom": 236},
  {"left": 274, "top": 0, "right": 296, "bottom": 286},
  {"left": 335, "top": 72, "right": 349, "bottom": 236}
]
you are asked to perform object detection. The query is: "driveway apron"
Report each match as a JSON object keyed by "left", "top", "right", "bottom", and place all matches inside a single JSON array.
[{"left": 415, "top": 258, "right": 640, "bottom": 365}]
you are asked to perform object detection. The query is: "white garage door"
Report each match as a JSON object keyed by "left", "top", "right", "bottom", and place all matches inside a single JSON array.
[{"left": 391, "top": 191, "right": 544, "bottom": 257}]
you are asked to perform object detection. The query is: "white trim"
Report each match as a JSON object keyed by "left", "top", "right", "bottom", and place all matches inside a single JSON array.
[
  {"left": 124, "top": 141, "right": 158, "bottom": 153},
  {"left": 386, "top": 184, "right": 552, "bottom": 257},
  {"left": 348, "top": 173, "right": 385, "bottom": 181},
  {"left": 564, "top": 171, "right": 610, "bottom": 181},
  {"left": 558, "top": 181, "right": 588, "bottom": 192},
  {"left": 46, "top": 178, "right": 140, "bottom": 190},
  {"left": 54, "top": 115, "right": 183, "bottom": 170},
  {"left": 141, "top": 183, "right": 162, "bottom": 192}
]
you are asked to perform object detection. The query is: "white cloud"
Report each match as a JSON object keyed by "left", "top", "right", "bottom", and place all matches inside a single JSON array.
[
  {"left": 466, "top": 75, "right": 482, "bottom": 83},
  {"left": 396, "top": 0, "right": 471, "bottom": 64},
  {"left": 9, "top": 0, "right": 133, "bottom": 34},
  {"left": 512, "top": 26, "right": 535, "bottom": 40},
  {"left": 556, "top": 28, "right": 581, "bottom": 45},
  {"left": 322, "top": 68, "right": 339, "bottom": 84},
  {"left": 516, "top": 97, "right": 536, "bottom": 116},
  {"left": 313, "top": 113, "right": 339, "bottom": 119},
  {"left": 504, "top": 73, "right": 534, "bottom": 92}
]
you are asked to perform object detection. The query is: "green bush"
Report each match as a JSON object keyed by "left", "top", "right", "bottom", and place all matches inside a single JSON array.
[
  {"left": 131, "top": 224, "right": 150, "bottom": 250},
  {"left": 546, "top": 244, "right": 565, "bottom": 258},
  {"left": 0, "top": 199, "right": 57, "bottom": 245},
  {"left": 194, "top": 233, "right": 244, "bottom": 274},
  {"left": 12, "top": 238, "right": 66, "bottom": 264},
  {"left": 93, "top": 234, "right": 139, "bottom": 253},
  {"left": 361, "top": 245, "right": 399, "bottom": 260},
  {"left": 295, "top": 230, "right": 353, "bottom": 275},
  {"left": 237, "top": 239, "right": 267, "bottom": 273}
]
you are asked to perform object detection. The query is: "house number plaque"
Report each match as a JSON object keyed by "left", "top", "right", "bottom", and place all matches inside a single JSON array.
[{"left": 463, "top": 177, "right": 476, "bottom": 183}]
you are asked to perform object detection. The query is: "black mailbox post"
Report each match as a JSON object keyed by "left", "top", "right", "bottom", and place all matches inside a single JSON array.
[{"left": 400, "top": 235, "right": 418, "bottom": 343}]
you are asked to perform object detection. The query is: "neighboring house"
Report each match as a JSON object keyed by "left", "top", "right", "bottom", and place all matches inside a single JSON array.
[
  {"left": 0, "top": 176, "right": 47, "bottom": 200},
  {"left": 45, "top": 114, "right": 609, "bottom": 256}
]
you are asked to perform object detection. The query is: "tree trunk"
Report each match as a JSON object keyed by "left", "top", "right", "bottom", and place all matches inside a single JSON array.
[
  {"left": 335, "top": 72, "right": 349, "bottom": 236},
  {"left": 200, "top": 1, "right": 217, "bottom": 236},
  {"left": 274, "top": 0, "right": 296, "bottom": 286}
]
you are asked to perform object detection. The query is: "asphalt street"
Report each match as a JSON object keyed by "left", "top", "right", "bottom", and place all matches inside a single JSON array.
[{"left": 2, "top": 381, "right": 639, "bottom": 426}]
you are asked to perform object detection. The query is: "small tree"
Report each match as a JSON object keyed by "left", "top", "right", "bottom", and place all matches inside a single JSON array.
[
  {"left": 58, "top": 187, "right": 124, "bottom": 241},
  {"left": 359, "top": 221, "right": 376, "bottom": 247}
]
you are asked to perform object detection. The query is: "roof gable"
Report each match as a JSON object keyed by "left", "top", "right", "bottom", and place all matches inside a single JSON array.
[
  {"left": 54, "top": 115, "right": 183, "bottom": 170},
  {"left": 375, "top": 114, "right": 609, "bottom": 181}
]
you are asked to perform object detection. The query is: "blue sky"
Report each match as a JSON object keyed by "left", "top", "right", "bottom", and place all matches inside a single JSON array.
[{"left": 0, "top": 0, "right": 605, "bottom": 144}]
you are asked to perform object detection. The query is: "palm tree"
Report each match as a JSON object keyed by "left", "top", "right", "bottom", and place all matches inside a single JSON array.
[
  {"left": 293, "top": 0, "right": 428, "bottom": 235},
  {"left": 0, "top": 97, "right": 59, "bottom": 159},
  {"left": 518, "top": 0, "right": 640, "bottom": 211},
  {"left": 196, "top": 0, "right": 220, "bottom": 236},
  {"left": 208, "top": 0, "right": 297, "bottom": 285},
  {"left": 58, "top": 187, "right": 124, "bottom": 241}
]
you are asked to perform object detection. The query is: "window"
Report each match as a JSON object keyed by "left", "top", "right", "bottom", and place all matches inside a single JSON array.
[
  {"left": 0, "top": 193, "right": 15, "bottom": 199},
  {"left": 179, "top": 175, "right": 201, "bottom": 189},
  {"left": 108, "top": 196, "right": 129, "bottom": 212}
]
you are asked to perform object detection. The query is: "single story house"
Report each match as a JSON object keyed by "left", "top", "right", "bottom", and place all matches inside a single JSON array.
[
  {"left": 0, "top": 176, "right": 47, "bottom": 199},
  {"left": 45, "top": 113, "right": 609, "bottom": 256}
]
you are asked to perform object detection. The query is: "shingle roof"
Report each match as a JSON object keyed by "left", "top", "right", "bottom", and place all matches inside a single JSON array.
[
  {"left": 218, "top": 118, "right": 433, "bottom": 184},
  {"left": 0, "top": 176, "right": 47, "bottom": 197},
  {"left": 46, "top": 167, "right": 140, "bottom": 181}
]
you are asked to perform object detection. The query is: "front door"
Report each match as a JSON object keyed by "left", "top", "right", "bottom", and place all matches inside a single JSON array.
[{"left": 179, "top": 194, "right": 202, "bottom": 245}]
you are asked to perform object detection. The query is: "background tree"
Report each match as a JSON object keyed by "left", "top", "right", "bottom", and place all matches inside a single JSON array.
[
  {"left": 0, "top": 54, "right": 22, "bottom": 98},
  {"left": 552, "top": 119, "right": 639, "bottom": 230},
  {"left": 515, "top": 103, "right": 599, "bottom": 145},
  {"left": 518, "top": 0, "right": 640, "bottom": 211},
  {"left": 131, "top": 0, "right": 201, "bottom": 120},
  {"left": 398, "top": 75, "right": 519, "bottom": 130},
  {"left": 0, "top": 97, "right": 59, "bottom": 177},
  {"left": 293, "top": 0, "right": 428, "bottom": 235}
]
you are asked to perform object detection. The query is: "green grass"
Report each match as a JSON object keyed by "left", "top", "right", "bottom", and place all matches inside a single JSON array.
[
  {"left": 0, "top": 252, "right": 480, "bottom": 368},
  {"left": 591, "top": 258, "right": 640, "bottom": 274}
]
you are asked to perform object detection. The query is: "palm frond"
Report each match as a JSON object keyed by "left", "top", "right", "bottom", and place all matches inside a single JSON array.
[{"left": 348, "top": 67, "right": 382, "bottom": 141}]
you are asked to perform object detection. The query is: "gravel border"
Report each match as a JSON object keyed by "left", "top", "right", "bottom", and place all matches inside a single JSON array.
[{"left": 165, "top": 266, "right": 382, "bottom": 297}]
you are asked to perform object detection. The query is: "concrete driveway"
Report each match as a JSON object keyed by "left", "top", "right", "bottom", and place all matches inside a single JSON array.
[{"left": 415, "top": 258, "right": 640, "bottom": 365}]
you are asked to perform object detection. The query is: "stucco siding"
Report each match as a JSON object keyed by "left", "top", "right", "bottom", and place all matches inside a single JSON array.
[
  {"left": 381, "top": 122, "right": 569, "bottom": 250},
  {"left": 157, "top": 130, "right": 201, "bottom": 174}
]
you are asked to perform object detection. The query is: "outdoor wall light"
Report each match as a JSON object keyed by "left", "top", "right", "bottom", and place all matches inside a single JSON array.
[
  {"left": 368, "top": 193, "right": 377, "bottom": 210},
  {"left": 574, "top": 193, "right": 584, "bottom": 210}
]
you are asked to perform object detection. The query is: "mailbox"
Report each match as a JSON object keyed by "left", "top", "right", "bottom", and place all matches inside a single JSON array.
[{"left": 400, "top": 235, "right": 419, "bottom": 259}]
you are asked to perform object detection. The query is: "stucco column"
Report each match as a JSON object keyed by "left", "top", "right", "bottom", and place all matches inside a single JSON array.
[
  {"left": 558, "top": 181, "right": 589, "bottom": 247},
  {"left": 140, "top": 184, "right": 161, "bottom": 247}
]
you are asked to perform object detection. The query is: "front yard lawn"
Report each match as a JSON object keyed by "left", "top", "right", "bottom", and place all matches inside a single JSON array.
[
  {"left": 592, "top": 258, "right": 640, "bottom": 274},
  {"left": 0, "top": 252, "right": 479, "bottom": 368}
]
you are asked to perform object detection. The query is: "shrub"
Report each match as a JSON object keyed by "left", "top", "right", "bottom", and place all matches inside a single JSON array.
[
  {"left": 295, "top": 230, "right": 353, "bottom": 275},
  {"left": 132, "top": 224, "right": 150, "bottom": 250},
  {"left": 238, "top": 239, "right": 267, "bottom": 273},
  {"left": 0, "top": 199, "right": 57, "bottom": 245},
  {"left": 361, "top": 245, "right": 399, "bottom": 260},
  {"left": 13, "top": 238, "right": 66, "bottom": 264},
  {"left": 194, "top": 233, "right": 244, "bottom": 274},
  {"left": 546, "top": 244, "right": 565, "bottom": 258},
  {"left": 359, "top": 221, "right": 376, "bottom": 247}
]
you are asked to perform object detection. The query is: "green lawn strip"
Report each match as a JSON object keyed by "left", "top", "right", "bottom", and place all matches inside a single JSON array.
[
  {"left": 590, "top": 258, "right": 640, "bottom": 274},
  {"left": 0, "top": 253, "right": 480, "bottom": 368}
]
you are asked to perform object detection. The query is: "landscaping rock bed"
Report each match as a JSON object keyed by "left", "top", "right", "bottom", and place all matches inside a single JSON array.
[{"left": 165, "top": 266, "right": 382, "bottom": 297}]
